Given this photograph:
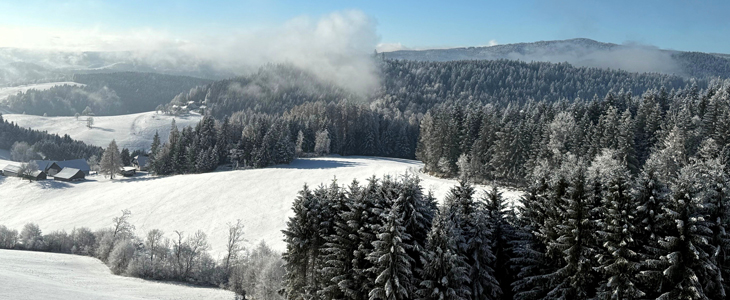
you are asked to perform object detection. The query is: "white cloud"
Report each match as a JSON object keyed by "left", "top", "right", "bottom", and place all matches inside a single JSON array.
[
  {"left": 376, "top": 42, "right": 408, "bottom": 52},
  {"left": 0, "top": 10, "right": 381, "bottom": 95}
]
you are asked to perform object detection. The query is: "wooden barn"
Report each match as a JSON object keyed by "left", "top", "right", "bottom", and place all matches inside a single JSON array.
[
  {"left": 54, "top": 167, "right": 86, "bottom": 182},
  {"left": 25, "top": 170, "right": 47, "bottom": 181}
]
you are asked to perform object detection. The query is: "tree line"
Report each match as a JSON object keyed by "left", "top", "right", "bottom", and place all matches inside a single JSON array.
[
  {"left": 0, "top": 211, "right": 283, "bottom": 300},
  {"left": 0, "top": 113, "right": 102, "bottom": 161},
  {"left": 417, "top": 80, "right": 730, "bottom": 186}
]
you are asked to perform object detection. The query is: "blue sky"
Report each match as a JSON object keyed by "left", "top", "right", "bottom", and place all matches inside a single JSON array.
[{"left": 1, "top": 0, "right": 728, "bottom": 53}]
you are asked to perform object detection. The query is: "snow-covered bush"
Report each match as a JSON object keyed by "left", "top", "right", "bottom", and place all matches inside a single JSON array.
[
  {"left": 108, "top": 239, "right": 137, "bottom": 275},
  {"left": 70, "top": 227, "right": 96, "bottom": 255}
]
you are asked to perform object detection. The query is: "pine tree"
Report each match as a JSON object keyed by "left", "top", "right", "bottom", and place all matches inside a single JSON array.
[
  {"left": 591, "top": 152, "right": 645, "bottom": 300},
  {"left": 484, "top": 187, "right": 517, "bottom": 300},
  {"left": 694, "top": 156, "right": 730, "bottom": 299},
  {"left": 642, "top": 165, "right": 718, "bottom": 300},
  {"left": 283, "top": 185, "right": 318, "bottom": 300},
  {"left": 419, "top": 209, "right": 471, "bottom": 300},
  {"left": 150, "top": 130, "right": 161, "bottom": 157},
  {"left": 633, "top": 165, "right": 670, "bottom": 298},
  {"left": 100, "top": 140, "right": 123, "bottom": 179},
  {"left": 544, "top": 161, "right": 599, "bottom": 299},
  {"left": 368, "top": 201, "right": 414, "bottom": 300}
]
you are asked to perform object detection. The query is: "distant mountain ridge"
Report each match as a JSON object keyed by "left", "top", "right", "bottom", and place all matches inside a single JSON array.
[{"left": 383, "top": 38, "right": 730, "bottom": 79}]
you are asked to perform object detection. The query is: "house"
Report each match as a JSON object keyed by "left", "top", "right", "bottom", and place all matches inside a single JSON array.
[
  {"left": 54, "top": 167, "right": 86, "bottom": 182},
  {"left": 33, "top": 160, "right": 62, "bottom": 176},
  {"left": 24, "top": 170, "right": 47, "bottom": 181},
  {"left": 121, "top": 166, "right": 136, "bottom": 177},
  {"left": 2, "top": 164, "right": 21, "bottom": 177},
  {"left": 56, "top": 159, "right": 91, "bottom": 175},
  {"left": 133, "top": 155, "right": 150, "bottom": 171}
]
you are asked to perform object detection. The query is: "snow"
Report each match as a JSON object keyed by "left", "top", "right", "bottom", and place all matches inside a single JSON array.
[
  {"left": 0, "top": 249, "right": 233, "bottom": 300},
  {"left": 2, "top": 111, "right": 202, "bottom": 150},
  {"left": 0, "top": 156, "right": 523, "bottom": 255},
  {"left": 0, "top": 82, "right": 86, "bottom": 102}
]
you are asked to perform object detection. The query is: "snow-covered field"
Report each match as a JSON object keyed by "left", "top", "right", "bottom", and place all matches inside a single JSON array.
[
  {"left": 0, "top": 249, "right": 234, "bottom": 300},
  {"left": 0, "top": 82, "right": 85, "bottom": 102},
  {"left": 0, "top": 156, "right": 522, "bottom": 255},
  {"left": 2, "top": 111, "right": 202, "bottom": 150}
]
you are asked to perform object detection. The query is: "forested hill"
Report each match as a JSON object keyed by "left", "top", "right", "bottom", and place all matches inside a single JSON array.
[
  {"left": 172, "top": 59, "right": 697, "bottom": 118},
  {"left": 384, "top": 38, "right": 730, "bottom": 79},
  {"left": 72, "top": 72, "right": 212, "bottom": 113},
  {"left": 162, "top": 64, "right": 357, "bottom": 118},
  {"left": 2, "top": 72, "right": 211, "bottom": 116}
]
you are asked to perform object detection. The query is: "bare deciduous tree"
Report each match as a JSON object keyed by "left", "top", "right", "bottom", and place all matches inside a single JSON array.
[{"left": 225, "top": 219, "right": 246, "bottom": 271}]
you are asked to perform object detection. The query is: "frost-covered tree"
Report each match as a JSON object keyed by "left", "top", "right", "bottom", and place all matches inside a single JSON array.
[
  {"left": 314, "top": 129, "right": 331, "bottom": 156},
  {"left": 368, "top": 201, "right": 414, "bottom": 300},
  {"left": 100, "top": 140, "right": 123, "bottom": 179},
  {"left": 591, "top": 151, "right": 645, "bottom": 300},
  {"left": 10, "top": 141, "right": 37, "bottom": 162},
  {"left": 18, "top": 161, "right": 39, "bottom": 181},
  {"left": 20, "top": 223, "right": 43, "bottom": 251},
  {"left": 642, "top": 165, "right": 718, "bottom": 300},
  {"left": 544, "top": 160, "right": 600, "bottom": 299},
  {"left": 419, "top": 208, "right": 471, "bottom": 300}
]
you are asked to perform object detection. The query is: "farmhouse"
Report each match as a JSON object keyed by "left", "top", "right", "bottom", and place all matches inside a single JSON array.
[
  {"left": 56, "top": 159, "right": 91, "bottom": 175},
  {"left": 54, "top": 167, "right": 86, "bottom": 182},
  {"left": 2, "top": 165, "right": 21, "bottom": 177},
  {"left": 133, "top": 155, "right": 149, "bottom": 171},
  {"left": 33, "top": 160, "right": 62, "bottom": 176}
]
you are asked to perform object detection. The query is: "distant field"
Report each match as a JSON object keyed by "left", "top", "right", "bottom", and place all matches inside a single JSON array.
[
  {"left": 0, "top": 249, "right": 233, "bottom": 300},
  {"left": 0, "top": 156, "right": 522, "bottom": 254},
  {"left": 2, "top": 111, "right": 202, "bottom": 151}
]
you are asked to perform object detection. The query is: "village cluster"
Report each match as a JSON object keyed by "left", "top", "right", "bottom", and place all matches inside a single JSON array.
[{"left": 0, "top": 155, "right": 149, "bottom": 182}]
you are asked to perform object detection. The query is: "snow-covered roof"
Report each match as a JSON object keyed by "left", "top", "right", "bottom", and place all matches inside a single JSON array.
[
  {"left": 54, "top": 167, "right": 84, "bottom": 180},
  {"left": 29, "top": 170, "right": 45, "bottom": 178},
  {"left": 32, "top": 160, "right": 59, "bottom": 171},
  {"left": 122, "top": 166, "right": 136, "bottom": 172},
  {"left": 3, "top": 164, "right": 21, "bottom": 174},
  {"left": 56, "top": 159, "right": 90, "bottom": 172}
]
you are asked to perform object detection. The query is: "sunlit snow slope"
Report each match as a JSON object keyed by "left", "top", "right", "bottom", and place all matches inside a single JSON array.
[
  {"left": 0, "top": 156, "right": 522, "bottom": 255},
  {"left": 0, "top": 249, "right": 233, "bottom": 300},
  {"left": 2, "top": 111, "right": 202, "bottom": 150}
]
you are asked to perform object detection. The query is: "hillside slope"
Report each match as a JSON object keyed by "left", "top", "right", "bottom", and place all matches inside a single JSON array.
[
  {"left": 2, "top": 111, "right": 201, "bottom": 151},
  {"left": 0, "top": 156, "right": 521, "bottom": 255},
  {"left": 0, "top": 249, "right": 233, "bottom": 300}
]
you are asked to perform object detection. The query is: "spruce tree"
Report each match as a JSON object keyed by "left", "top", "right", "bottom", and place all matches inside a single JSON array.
[
  {"left": 592, "top": 152, "right": 645, "bottom": 300},
  {"left": 642, "top": 165, "right": 718, "bottom": 300},
  {"left": 484, "top": 186, "right": 517, "bottom": 300},
  {"left": 419, "top": 209, "right": 471, "bottom": 300},
  {"left": 368, "top": 201, "right": 414, "bottom": 300}
]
